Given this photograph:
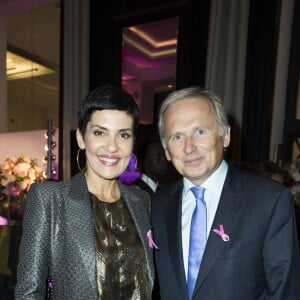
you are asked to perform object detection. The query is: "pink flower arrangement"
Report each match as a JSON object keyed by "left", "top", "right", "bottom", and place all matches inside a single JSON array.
[
  {"left": 287, "top": 159, "right": 300, "bottom": 207},
  {"left": 0, "top": 154, "right": 44, "bottom": 197}
]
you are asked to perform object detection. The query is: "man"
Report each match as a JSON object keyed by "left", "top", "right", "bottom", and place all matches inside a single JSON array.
[
  {"left": 134, "top": 139, "right": 169, "bottom": 195},
  {"left": 151, "top": 86, "right": 300, "bottom": 299}
]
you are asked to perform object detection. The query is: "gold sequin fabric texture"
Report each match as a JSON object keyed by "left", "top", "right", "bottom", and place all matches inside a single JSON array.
[{"left": 91, "top": 194, "right": 151, "bottom": 300}]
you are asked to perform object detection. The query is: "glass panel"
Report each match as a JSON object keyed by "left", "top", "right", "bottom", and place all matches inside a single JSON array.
[{"left": 6, "top": 3, "right": 60, "bottom": 132}]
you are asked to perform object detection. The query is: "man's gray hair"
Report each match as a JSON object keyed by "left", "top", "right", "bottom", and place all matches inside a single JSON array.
[{"left": 158, "top": 86, "right": 230, "bottom": 148}]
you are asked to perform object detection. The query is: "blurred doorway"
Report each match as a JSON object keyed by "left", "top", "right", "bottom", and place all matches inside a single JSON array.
[{"left": 122, "top": 17, "right": 178, "bottom": 125}]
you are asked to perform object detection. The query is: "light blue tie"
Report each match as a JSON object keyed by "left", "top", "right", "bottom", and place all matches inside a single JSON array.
[{"left": 187, "top": 186, "right": 207, "bottom": 299}]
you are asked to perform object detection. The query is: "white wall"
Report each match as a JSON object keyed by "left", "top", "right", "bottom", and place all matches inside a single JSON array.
[{"left": 0, "top": 129, "right": 59, "bottom": 177}]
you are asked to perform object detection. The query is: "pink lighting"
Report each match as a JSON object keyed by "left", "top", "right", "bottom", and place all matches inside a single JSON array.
[
  {"left": 0, "top": 215, "right": 8, "bottom": 226},
  {"left": 0, "top": 0, "right": 58, "bottom": 17}
]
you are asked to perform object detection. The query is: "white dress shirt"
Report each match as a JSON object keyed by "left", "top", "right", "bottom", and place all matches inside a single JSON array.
[
  {"left": 140, "top": 173, "right": 158, "bottom": 193},
  {"left": 181, "top": 160, "right": 228, "bottom": 278}
]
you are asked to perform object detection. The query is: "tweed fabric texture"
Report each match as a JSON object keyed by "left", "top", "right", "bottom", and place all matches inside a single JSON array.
[{"left": 15, "top": 171, "right": 154, "bottom": 299}]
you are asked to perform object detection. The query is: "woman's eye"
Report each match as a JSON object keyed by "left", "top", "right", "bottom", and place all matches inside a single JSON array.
[
  {"left": 120, "top": 132, "right": 132, "bottom": 139},
  {"left": 94, "top": 130, "right": 105, "bottom": 136}
]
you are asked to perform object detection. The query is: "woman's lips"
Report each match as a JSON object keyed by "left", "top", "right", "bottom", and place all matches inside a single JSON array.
[{"left": 99, "top": 155, "right": 120, "bottom": 166}]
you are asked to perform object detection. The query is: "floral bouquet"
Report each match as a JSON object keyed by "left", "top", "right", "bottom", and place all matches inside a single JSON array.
[
  {"left": 0, "top": 154, "right": 44, "bottom": 221},
  {"left": 0, "top": 154, "right": 44, "bottom": 197}
]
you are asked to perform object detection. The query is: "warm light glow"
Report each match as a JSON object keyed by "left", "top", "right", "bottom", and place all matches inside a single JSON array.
[
  {"left": 6, "top": 51, "right": 54, "bottom": 80},
  {"left": 128, "top": 27, "right": 177, "bottom": 48},
  {"left": 123, "top": 35, "right": 177, "bottom": 58}
]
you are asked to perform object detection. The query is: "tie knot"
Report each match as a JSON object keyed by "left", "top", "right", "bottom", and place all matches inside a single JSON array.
[{"left": 190, "top": 186, "right": 205, "bottom": 202}]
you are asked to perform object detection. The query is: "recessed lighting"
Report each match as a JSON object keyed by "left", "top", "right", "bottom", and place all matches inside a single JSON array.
[{"left": 6, "top": 51, "right": 54, "bottom": 80}]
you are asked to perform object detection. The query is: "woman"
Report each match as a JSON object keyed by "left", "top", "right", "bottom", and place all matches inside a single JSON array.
[{"left": 15, "top": 86, "right": 154, "bottom": 299}]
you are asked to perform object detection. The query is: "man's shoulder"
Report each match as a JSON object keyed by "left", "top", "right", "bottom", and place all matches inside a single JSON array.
[
  {"left": 228, "top": 164, "right": 288, "bottom": 193},
  {"left": 153, "top": 179, "right": 182, "bottom": 202}
]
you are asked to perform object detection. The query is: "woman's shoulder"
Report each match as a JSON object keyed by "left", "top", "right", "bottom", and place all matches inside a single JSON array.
[
  {"left": 27, "top": 181, "right": 65, "bottom": 207},
  {"left": 30, "top": 179, "right": 64, "bottom": 192},
  {"left": 31, "top": 171, "right": 85, "bottom": 193},
  {"left": 121, "top": 182, "right": 146, "bottom": 193},
  {"left": 120, "top": 182, "right": 151, "bottom": 201}
]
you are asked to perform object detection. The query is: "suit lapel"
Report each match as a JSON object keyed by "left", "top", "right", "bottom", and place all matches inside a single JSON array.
[
  {"left": 166, "top": 182, "right": 188, "bottom": 295},
  {"left": 120, "top": 183, "right": 154, "bottom": 284},
  {"left": 65, "top": 172, "right": 97, "bottom": 289},
  {"left": 194, "top": 167, "right": 245, "bottom": 293}
]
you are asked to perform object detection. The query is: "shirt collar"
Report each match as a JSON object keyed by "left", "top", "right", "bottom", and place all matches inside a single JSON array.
[
  {"left": 141, "top": 173, "right": 158, "bottom": 192},
  {"left": 183, "top": 160, "right": 228, "bottom": 197}
]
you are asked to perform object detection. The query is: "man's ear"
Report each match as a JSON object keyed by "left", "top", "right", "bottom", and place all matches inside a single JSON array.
[
  {"left": 164, "top": 148, "right": 171, "bottom": 161},
  {"left": 223, "top": 127, "right": 231, "bottom": 148},
  {"left": 76, "top": 129, "right": 85, "bottom": 150}
]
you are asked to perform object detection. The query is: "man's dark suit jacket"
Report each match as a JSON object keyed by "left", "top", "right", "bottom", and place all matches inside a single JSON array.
[{"left": 151, "top": 165, "right": 300, "bottom": 300}]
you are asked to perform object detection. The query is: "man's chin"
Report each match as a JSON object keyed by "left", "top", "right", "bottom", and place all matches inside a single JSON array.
[{"left": 185, "top": 172, "right": 207, "bottom": 184}]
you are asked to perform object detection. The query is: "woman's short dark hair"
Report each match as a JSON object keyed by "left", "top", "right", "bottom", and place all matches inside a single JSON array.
[{"left": 77, "top": 85, "right": 139, "bottom": 138}]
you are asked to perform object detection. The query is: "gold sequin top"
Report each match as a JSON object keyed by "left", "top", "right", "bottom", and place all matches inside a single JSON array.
[{"left": 90, "top": 193, "right": 151, "bottom": 300}]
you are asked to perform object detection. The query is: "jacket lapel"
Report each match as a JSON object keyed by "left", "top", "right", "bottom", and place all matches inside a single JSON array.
[
  {"left": 194, "top": 167, "right": 245, "bottom": 293},
  {"left": 65, "top": 172, "right": 97, "bottom": 290},
  {"left": 166, "top": 181, "right": 188, "bottom": 295},
  {"left": 119, "top": 183, "right": 154, "bottom": 285}
]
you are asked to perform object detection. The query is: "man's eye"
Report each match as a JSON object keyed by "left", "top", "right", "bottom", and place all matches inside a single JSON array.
[
  {"left": 195, "top": 129, "right": 207, "bottom": 136},
  {"left": 171, "top": 134, "right": 183, "bottom": 142}
]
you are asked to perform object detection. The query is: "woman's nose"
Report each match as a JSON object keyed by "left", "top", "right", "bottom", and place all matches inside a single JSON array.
[{"left": 106, "top": 136, "right": 118, "bottom": 152}]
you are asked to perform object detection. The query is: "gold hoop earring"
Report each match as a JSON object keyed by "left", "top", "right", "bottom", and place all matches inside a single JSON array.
[{"left": 77, "top": 148, "right": 87, "bottom": 172}]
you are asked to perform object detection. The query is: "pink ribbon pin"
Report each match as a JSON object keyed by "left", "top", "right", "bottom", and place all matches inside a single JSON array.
[
  {"left": 212, "top": 224, "right": 230, "bottom": 242},
  {"left": 147, "top": 230, "right": 159, "bottom": 249}
]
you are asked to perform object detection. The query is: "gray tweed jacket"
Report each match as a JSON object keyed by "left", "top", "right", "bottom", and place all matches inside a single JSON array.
[{"left": 15, "top": 171, "right": 154, "bottom": 300}]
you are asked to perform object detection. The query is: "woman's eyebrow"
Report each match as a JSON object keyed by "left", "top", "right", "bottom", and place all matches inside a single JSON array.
[
  {"left": 118, "top": 128, "right": 133, "bottom": 133},
  {"left": 91, "top": 125, "right": 107, "bottom": 130}
]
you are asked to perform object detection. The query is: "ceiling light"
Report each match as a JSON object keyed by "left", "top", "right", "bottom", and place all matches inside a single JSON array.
[
  {"left": 123, "top": 35, "right": 177, "bottom": 58},
  {"left": 128, "top": 27, "right": 177, "bottom": 48},
  {"left": 6, "top": 50, "right": 54, "bottom": 80}
]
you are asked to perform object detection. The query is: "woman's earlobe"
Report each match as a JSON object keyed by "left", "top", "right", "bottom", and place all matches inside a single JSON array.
[{"left": 76, "top": 129, "right": 85, "bottom": 149}]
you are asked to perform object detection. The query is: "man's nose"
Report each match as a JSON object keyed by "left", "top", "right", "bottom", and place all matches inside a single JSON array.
[{"left": 183, "top": 135, "right": 197, "bottom": 153}]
